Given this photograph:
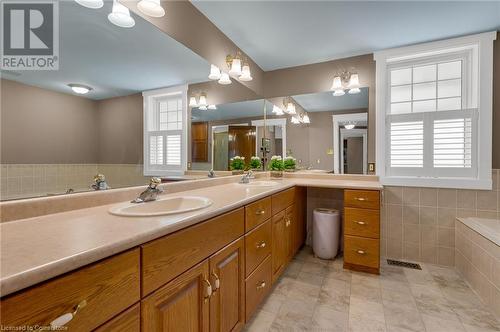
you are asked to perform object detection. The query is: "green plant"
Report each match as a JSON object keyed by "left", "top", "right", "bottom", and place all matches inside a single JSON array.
[
  {"left": 250, "top": 156, "right": 262, "bottom": 169},
  {"left": 284, "top": 156, "right": 296, "bottom": 170},
  {"left": 230, "top": 156, "right": 245, "bottom": 170},
  {"left": 268, "top": 155, "right": 284, "bottom": 171}
]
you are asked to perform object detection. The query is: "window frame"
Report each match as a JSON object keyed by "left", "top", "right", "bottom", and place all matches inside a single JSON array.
[
  {"left": 374, "top": 31, "right": 496, "bottom": 189},
  {"left": 142, "top": 85, "right": 188, "bottom": 177}
]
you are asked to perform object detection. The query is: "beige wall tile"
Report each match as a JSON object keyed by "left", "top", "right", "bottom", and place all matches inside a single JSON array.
[
  {"left": 437, "top": 247, "right": 454, "bottom": 266},
  {"left": 420, "top": 225, "right": 438, "bottom": 246},
  {"left": 386, "top": 186, "right": 403, "bottom": 205},
  {"left": 492, "top": 285, "right": 500, "bottom": 317},
  {"left": 420, "top": 188, "right": 437, "bottom": 207},
  {"left": 387, "top": 204, "right": 403, "bottom": 223},
  {"left": 477, "top": 210, "right": 498, "bottom": 219},
  {"left": 437, "top": 228, "right": 455, "bottom": 248},
  {"left": 388, "top": 218, "right": 403, "bottom": 239},
  {"left": 437, "top": 208, "right": 456, "bottom": 228},
  {"left": 456, "top": 209, "right": 476, "bottom": 218},
  {"left": 403, "top": 205, "right": 419, "bottom": 225},
  {"left": 403, "top": 242, "right": 420, "bottom": 262},
  {"left": 403, "top": 224, "right": 420, "bottom": 244},
  {"left": 420, "top": 206, "right": 437, "bottom": 226},
  {"left": 457, "top": 190, "right": 477, "bottom": 210},
  {"left": 476, "top": 190, "right": 498, "bottom": 211},
  {"left": 421, "top": 245, "right": 438, "bottom": 264},
  {"left": 402, "top": 187, "right": 420, "bottom": 206},
  {"left": 437, "top": 189, "right": 457, "bottom": 208},
  {"left": 387, "top": 238, "right": 403, "bottom": 259}
]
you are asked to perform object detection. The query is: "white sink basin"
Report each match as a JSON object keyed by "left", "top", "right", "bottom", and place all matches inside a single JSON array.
[
  {"left": 240, "top": 181, "right": 279, "bottom": 187},
  {"left": 109, "top": 196, "right": 212, "bottom": 217}
]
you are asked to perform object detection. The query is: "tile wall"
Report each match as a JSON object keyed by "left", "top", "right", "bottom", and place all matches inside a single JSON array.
[
  {"left": 381, "top": 169, "right": 499, "bottom": 267},
  {"left": 0, "top": 164, "right": 149, "bottom": 200},
  {"left": 455, "top": 219, "right": 500, "bottom": 316}
]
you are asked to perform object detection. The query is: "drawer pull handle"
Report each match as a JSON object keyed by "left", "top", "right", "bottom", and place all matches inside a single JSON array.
[
  {"left": 256, "top": 281, "right": 266, "bottom": 290},
  {"left": 355, "top": 197, "right": 367, "bottom": 201},
  {"left": 256, "top": 241, "right": 267, "bottom": 249},
  {"left": 285, "top": 218, "right": 291, "bottom": 227},
  {"left": 203, "top": 279, "right": 213, "bottom": 302},
  {"left": 255, "top": 209, "right": 266, "bottom": 215},
  {"left": 211, "top": 272, "right": 220, "bottom": 291},
  {"left": 357, "top": 250, "right": 366, "bottom": 255},
  {"left": 355, "top": 221, "right": 366, "bottom": 225},
  {"left": 49, "top": 300, "right": 87, "bottom": 329}
]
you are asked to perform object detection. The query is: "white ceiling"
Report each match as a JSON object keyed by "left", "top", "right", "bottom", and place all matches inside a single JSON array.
[
  {"left": 2, "top": 1, "right": 210, "bottom": 99},
  {"left": 192, "top": 1, "right": 500, "bottom": 71},
  {"left": 293, "top": 88, "right": 369, "bottom": 113}
]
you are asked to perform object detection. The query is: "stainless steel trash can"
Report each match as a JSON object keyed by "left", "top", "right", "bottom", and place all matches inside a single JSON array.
[{"left": 312, "top": 208, "right": 340, "bottom": 259}]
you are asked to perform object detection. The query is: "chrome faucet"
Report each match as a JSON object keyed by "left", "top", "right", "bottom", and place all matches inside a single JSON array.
[
  {"left": 239, "top": 171, "right": 253, "bottom": 184},
  {"left": 208, "top": 169, "right": 215, "bottom": 178},
  {"left": 131, "top": 177, "right": 163, "bottom": 203}
]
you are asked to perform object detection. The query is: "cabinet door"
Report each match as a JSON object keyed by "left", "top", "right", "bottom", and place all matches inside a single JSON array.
[
  {"left": 271, "top": 210, "right": 286, "bottom": 281},
  {"left": 209, "top": 238, "right": 245, "bottom": 332},
  {"left": 293, "top": 187, "right": 307, "bottom": 254},
  {"left": 142, "top": 260, "right": 211, "bottom": 332},
  {"left": 285, "top": 205, "right": 294, "bottom": 262}
]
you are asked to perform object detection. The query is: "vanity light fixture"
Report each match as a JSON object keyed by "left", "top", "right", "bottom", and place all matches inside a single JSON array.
[
  {"left": 189, "top": 96, "right": 198, "bottom": 107},
  {"left": 208, "top": 64, "right": 222, "bottom": 80},
  {"left": 239, "top": 63, "right": 253, "bottom": 82},
  {"left": 302, "top": 114, "right": 310, "bottom": 124},
  {"left": 221, "top": 52, "right": 253, "bottom": 83},
  {"left": 137, "top": 0, "right": 165, "bottom": 17},
  {"left": 331, "top": 76, "right": 345, "bottom": 97},
  {"left": 75, "top": 0, "right": 103, "bottom": 9},
  {"left": 198, "top": 93, "right": 208, "bottom": 108},
  {"left": 272, "top": 105, "right": 284, "bottom": 116},
  {"left": 285, "top": 102, "right": 296, "bottom": 115},
  {"left": 207, "top": 105, "right": 217, "bottom": 110},
  {"left": 228, "top": 56, "right": 242, "bottom": 76},
  {"left": 108, "top": 0, "right": 135, "bottom": 28},
  {"left": 348, "top": 73, "right": 361, "bottom": 94},
  {"left": 331, "top": 71, "right": 361, "bottom": 96},
  {"left": 218, "top": 72, "right": 232, "bottom": 85},
  {"left": 68, "top": 84, "right": 92, "bottom": 95},
  {"left": 291, "top": 116, "right": 301, "bottom": 124}
]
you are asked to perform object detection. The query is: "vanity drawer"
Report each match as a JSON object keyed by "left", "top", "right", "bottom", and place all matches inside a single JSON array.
[
  {"left": 142, "top": 208, "right": 244, "bottom": 296},
  {"left": 94, "top": 304, "right": 140, "bottom": 332},
  {"left": 344, "top": 235, "right": 380, "bottom": 269},
  {"left": 344, "top": 207, "right": 380, "bottom": 239},
  {"left": 245, "top": 197, "right": 272, "bottom": 231},
  {"left": 0, "top": 249, "right": 140, "bottom": 331},
  {"left": 344, "top": 190, "right": 380, "bottom": 210},
  {"left": 272, "top": 188, "right": 295, "bottom": 215},
  {"left": 245, "top": 255, "right": 272, "bottom": 321},
  {"left": 245, "top": 219, "right": 272, "bottom": 276}
]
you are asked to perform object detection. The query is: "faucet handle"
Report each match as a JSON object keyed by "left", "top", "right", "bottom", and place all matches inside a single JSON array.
[{"left": 149, "top": 177, "right": 162, "bottom": 188}]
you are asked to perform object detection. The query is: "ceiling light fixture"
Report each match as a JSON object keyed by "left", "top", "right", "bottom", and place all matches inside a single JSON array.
[
  {"left": 137, "top": 0, "right": 165, "bottom": 17},
  {"left": 75, "top": 0, "right": 103, "bottom": 9},
  {"left": 344, "top": 121, "right": 356, "bottom": 130},
  {"left": 68, "top": 84, "right": 92, "bottom": 95},
  {"left": 208, "top": 64, "right": 222, "bottom": 80},
  {"left": 331, "top": 71, "right": 361, "bottom": 96},
  {"left": 218, "top": 72, "right": 232, "bottom": 85},
  {"left": 108, "top": 0, "right": 135, "bottom": 28}
]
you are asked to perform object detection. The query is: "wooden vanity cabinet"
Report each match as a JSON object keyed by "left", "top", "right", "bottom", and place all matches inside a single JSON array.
[
  {"left": 271, "top": 210, "right": 287, "bottom": 281},
  {"left": 343, "top": 189, "right": 381, "bottom": 274},
  {"left": 141, "top": 260, "right": 211, "bottom": 332},
  {"left": 94, "top": 304, "right": 140, "bottom": 332}
]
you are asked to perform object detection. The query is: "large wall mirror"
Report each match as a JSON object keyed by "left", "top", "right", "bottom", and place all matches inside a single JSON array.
[
  {"left": 267, "top": 88, "right": 369, "bottom": 173},
  {"left": 0, "top": 1, "right": 210, "bottom": 201}
]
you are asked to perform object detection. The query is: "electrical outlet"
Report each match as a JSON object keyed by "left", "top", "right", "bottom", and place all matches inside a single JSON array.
[{"left": 368, "top": 163, "right": 375, "bottom": 172}]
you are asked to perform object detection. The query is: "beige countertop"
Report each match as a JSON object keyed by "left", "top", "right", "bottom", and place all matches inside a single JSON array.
[{"left": 0, "top": 176, "right": 381, "bottom": 297}]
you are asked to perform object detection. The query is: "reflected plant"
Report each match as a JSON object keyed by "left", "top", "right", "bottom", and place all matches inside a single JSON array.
[
  {"left": 268, "top": 155, "right": 284, "bottom": 171},
  {"left": 230, "top": 156, "right": 245, "bottom": 171},
  {"left": 250, "top": 156, "right": 262, "bottom": 170},
  {"left": 284, "top": 156, "right": 297, "bottom": 171}
]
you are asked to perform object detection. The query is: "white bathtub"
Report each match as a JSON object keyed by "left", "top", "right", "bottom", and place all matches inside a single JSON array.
[{"left": 457, "top": 217, "right": 500, "bottom": 246}]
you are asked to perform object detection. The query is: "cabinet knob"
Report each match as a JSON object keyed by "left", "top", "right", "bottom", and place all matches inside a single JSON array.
[
  {"left": 255, "top": 209, "right": 266, "bottom": 215},
  {"left": 203, "top": 279, "right": 213, "bottom": 302},
  {"left": 285, "top": 218, "right": 291, "bottom": 227},
  {"left": 211, "top": 272, "right": 220, "bottom": 291},
  {"left": 47, "top": 299, "right": 87, "bottom": 329},
  {"left": 256, "top": 281, "right": 266, "bottom": 290},
  {"left": 256, "top": 241, "right": 266, "bottom": 249},
  {"left": 356, "top": 250, "right": 366, "bottom": 255},
  {"left": 355, "top": 221, "right": 366, "bottom": 225}
]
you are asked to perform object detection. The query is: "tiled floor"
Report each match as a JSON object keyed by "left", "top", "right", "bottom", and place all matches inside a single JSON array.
[{"left": 244, "top": 246, "right": 500, "bottom": 332}]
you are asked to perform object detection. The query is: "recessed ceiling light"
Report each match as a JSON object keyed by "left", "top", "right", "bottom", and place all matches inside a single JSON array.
[
  {"left": 68, "top": 84, "right": 92, "bottom": 95},
  {"left": 137, "top": 0, "right": 165, "bottom": 17},
  {"left": 75, "top": 0, "right": 103, "bottom": 9},
  {"left": 108, "top": 0, "right": 135, "bottom": 28}
]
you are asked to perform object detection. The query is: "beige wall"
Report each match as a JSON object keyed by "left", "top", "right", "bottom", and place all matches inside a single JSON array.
[
  {"left": 96, "top": 94, "right": 143, "bottom": 164},
  {"left": 1, "top": 79, "right": 99, "bottom": 164},
  {"left": 1, "top": 79, "right": 144, "bottom": 165},
  {"left": 493, "top": 33, "right": 500, "bottom": 169}
]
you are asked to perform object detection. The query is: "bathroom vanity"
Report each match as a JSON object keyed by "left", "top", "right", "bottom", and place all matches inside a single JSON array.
[{"left": 0, "top": 176, "right": 381, "bottom": 331}]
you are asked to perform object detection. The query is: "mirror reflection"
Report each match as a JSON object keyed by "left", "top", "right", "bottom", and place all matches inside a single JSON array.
[
  {"left": 0, "top": 1, "right": 210, "bottom": 201},
  {"left": 266, "top": 88, "right": 369, "bottom": 173}
]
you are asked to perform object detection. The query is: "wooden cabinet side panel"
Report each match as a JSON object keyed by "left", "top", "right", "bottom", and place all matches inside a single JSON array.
[
  {"left": 0, "top": 249, "right": 140, "bottom": 331},
  {"left": 142, "top": 260, "right": 210, "bottom": 332},
  {"left": 142, "top": 208, "right": 244, "bottom": 296},
  {"left": 209, "top": 238, "right": 245, "bottom": 332}
]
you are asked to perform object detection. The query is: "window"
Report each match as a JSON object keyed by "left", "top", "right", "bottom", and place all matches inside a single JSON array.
[
  {"left": 375, "top": 32, "right": 496, "bottom": 189},
  {"left": 143, "top": 85, "right": 188, "bottom": 176}
]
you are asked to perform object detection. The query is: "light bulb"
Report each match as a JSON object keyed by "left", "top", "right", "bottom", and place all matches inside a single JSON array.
[
  {"left": 286, "top": 102, "right": 296, "bottom": 115},
  {"left": 291, "top": 116, "right": 300, "bottom": 124},
  {"left": 198, "top": 94, "right": 207, "bottom": 107},
  {"left": 208, "top": 64, "right": 221, "bottom": 80},
  {"left": 208, "top": 105, "right": 217, "bottom": 110},
  {"left": 75, "top": 0, "right": 103, "bottom": 9},
  {"left": 189, "top": 96, "right": 197, "bottom": 107},
  {"left": 331, "top": 76, "right": 343, "bottom": 90},
  {"left": 218, "top": 72, "right": 232, "bottom": 85},
  {"left": 303, "top": 114, "right": 310, "bottom": 124},
  {"left": 108, "top": 0, "right": 135, "bottom": 28},
  {"left": 333, "top": 89, "right": 345, "bottom": 97},
  {"left": 229, "top": 57, "right": 242, "bottom": 76},
  {"left": 348, "top": 87, "right": 361, "bottom": 94},
  {"left": 68, "top": 84, "right": 92, "bottom": 95},
  {"left": 198, "top": 105, "right": 207, "bottom": 111},
  {"left": 344, "top": 122, "right": 356, "bottom": 129},
  {"left": 137, "top": 0, "right": 165, "bottom": 17},
  {"left": 272, "top": 105, "right": 284, "bottom": 115},
  {"left": 348, "top": 73, "right": 360, "bottom": 88},
  {"left": 239, "top": 65, "right": 252, "bottom": 81}
]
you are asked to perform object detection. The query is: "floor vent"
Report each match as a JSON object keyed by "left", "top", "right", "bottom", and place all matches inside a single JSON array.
[{"left": 387, "top": 259, "right": 422, "bottom": 270}]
